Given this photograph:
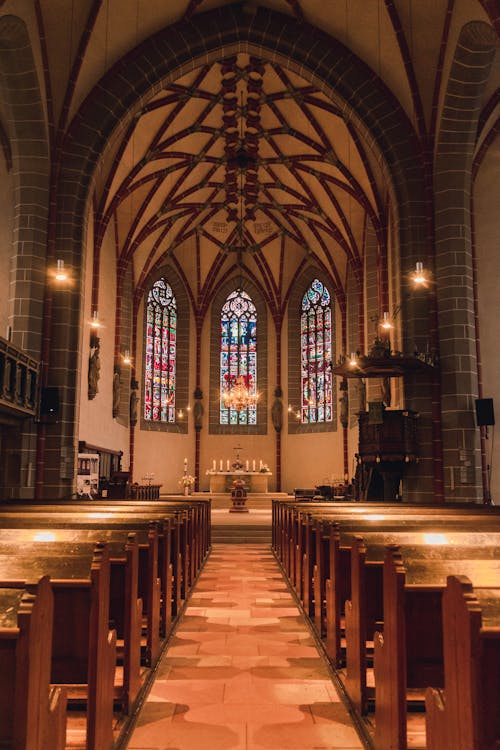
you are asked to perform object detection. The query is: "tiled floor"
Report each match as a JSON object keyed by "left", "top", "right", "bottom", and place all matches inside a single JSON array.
[{"left": 125, "top": 544, "right": 364, "bottom": 750}]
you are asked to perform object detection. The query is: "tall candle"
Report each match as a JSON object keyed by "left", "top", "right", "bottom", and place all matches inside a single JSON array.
[
  {"left": 219, "top": 459, "right": 223, "bottom": 471},
  {"left": 184, "top": 457, "right": 188, "bottom": 470},
  {"left": 246, "top": 460, "right": 249, "bottom": 471},
  {"left": 226, "top": 459, "right": 230, "bottom": 471},
  {"left": 252, "top": 459, "right": 256, "bottom": 471},
  {"left": 212, "top": 459, "right": 216, "bottom": 470},
  {"left": 259, "top": 459, "right": 263, "bottom": 470}
]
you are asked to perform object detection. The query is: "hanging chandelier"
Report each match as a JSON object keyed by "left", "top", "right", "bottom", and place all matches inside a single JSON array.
[{"left": 222, "top": 374, "right": 260, "bottom": 412}]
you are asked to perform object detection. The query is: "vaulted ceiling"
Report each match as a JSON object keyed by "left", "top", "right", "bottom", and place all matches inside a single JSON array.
[{"left": 33, "top": 0, "right": 497, "bottom": 315}]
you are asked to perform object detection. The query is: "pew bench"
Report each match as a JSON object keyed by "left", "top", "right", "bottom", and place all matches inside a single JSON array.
[
  {"left": 307, "top": 513, "right": 500, "bottom": 668},
  {"left": 373, "top": 546, "right": 500, "bottom": 750},
  {"left": 0, "top": 513, "right": 167, "bottom": 667},
  {"left": 0, "top": 541, "right": 116, "bottom": 750},
  {"left": 0, "top": 530, "right": 143, "bottom": 714},
  {"left": 0, "top": 576, "right": 67, "bottom": 750},
  {"left": 425, "top": 575, "right": 500, "bottom": 750},
  {"left": 342, "top": 532, "right": 500, "bottom": 714}
]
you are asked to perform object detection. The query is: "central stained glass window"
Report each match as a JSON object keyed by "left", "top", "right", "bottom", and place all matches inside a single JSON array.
[
  {"left": 301, "top": 278, "right": 333, "bottom": 423},
  {"left": 220, "top": 288, "right": 258, "bottom": 425},
  {"left": 144, "top": 278, "right": 177, "bottom": 422}
]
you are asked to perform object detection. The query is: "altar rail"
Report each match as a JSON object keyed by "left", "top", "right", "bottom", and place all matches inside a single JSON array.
[{"left": 129, "top": 483, "right": 162, "bottom": 500}]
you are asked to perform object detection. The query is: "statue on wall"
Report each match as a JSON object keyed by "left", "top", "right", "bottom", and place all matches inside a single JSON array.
[
  {"left": 339, "top": 377, "right": 348, "bottom": 428},
  {"left": 382, "top": 376, "right": 392, "bottom": 407},
  {"left": 193, "top": 387, "right": 204, "bottom": 431},
  {"left": 358, "top": 377, "right": 366, "bottom": 413},
  {"left": 88, "top": 337, "right": 100, "bottom": 400},
  {"left": 272, "top": 385, "right": 283, "bottom": 433},
  {"left": 112, "top": 368, "right": 121, "bottom": 418},
  {"left": 130, "top": 378, "right": 139, "bottom": 426}
]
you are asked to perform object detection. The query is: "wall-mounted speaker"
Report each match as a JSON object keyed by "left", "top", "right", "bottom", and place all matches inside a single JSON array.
[
  {"left": 40, "top": 386, "right": 60, "bottom": 417},
  {"left": 475, "top": 398, "right": 495, "bottom": 427}
]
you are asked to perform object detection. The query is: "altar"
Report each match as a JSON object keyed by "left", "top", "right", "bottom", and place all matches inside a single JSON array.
[{"left": 207, "top": 470, "right": 272, "bottom": 493}]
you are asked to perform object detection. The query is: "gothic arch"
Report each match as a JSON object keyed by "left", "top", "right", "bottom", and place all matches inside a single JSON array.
[
  {"left": 287, "top": 266, "right": 337, "bottom": 435},
  {"left": 208, "top": 274, "right": 268, "bottom": 435},
  {"left": 49, "top": 3, "right": 429, "bottom": 492}
]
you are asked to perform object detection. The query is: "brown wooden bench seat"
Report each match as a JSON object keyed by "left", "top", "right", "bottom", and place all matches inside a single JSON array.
[
  {"left": 425, "top": 576, "right": 500, "bottom": 750},
  {"left": 0, "top": 499, "right": 211, "bottom": 615},
  {"left": 0, "top": 576, "right": 67, "bottom": 750},
  {"left": 0, "top": 529, "right": 143, "bottom": 714},
  {"left": 271, "top": 499, "right": 500, "bottom": 564},
  {"left": 273, "top": 499, "right": 500, "bottom": 598},
  {"left": 1, "top": 498, "right": 212, "bottom": 577},
  {"left": 0, "top": 541, "right": 116, "bottom": 750},
  {"left": 0, "top": 513, "right": 168, "bottom": 667},
  {"left": 304, "top": 513, "right": 500, "bottom": 668},
  {"left": 373, "top": 546, "right": 500, "bottom": 750},
  {"left": 342, "top": 531, "right": 500, "bottom": 715}
]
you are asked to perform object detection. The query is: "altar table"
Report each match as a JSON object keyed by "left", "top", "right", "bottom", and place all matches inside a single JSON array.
[{"left": 207, "top": 471, "right": 272, "bottom": 493}]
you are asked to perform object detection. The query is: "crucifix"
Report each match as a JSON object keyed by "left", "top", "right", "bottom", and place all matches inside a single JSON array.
[{"left": 232, "top": 443, "right": 245, "bottom": 470}]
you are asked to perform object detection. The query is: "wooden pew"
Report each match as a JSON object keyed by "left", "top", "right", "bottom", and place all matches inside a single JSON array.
[
  {"left": 0, "top": 529, "right": 143, "bottom": 714},
  {"left": 373, "top": 545, "right": 500, "bottom": 750},
  {"left": 306, "top": 511, "right": 500, "bottom": 668},
  {"left": 425, "top": 575, "right": 500, "bottom": 750},
  {"left": 0, "top": 541, "right": 116, "bottom": 750},
  {"left": 0, "top": 500, "right": 211, "bottom": 662},
  {"left": 0, "top": 576, "right": 67, "bottom": 750},
  {"left": 0, "top": 498, "right": 211, "bottom": 614},
  {"left": 342, "top": 531, "right": 500, "bottom": 715},
  {"left": 1, "top": 498, "right": 212, "bottom": 576},
  {"left": 0, "top": 513, "right": 165, "bottom": 668}
]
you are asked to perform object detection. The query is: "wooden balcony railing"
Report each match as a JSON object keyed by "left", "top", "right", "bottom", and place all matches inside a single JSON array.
[{"left": 0, "top": 337, "right": 40, "bottom": 419}]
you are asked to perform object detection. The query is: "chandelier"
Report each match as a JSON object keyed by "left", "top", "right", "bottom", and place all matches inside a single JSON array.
[{"left": 222, "top": 374, "right": 260, "bottom": 412}]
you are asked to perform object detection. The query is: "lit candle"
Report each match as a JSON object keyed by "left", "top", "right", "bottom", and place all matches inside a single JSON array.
[
  {"left": 246, "top": 460, "right": 249, "bottom": 471},
  {"left": 219, "top": 459, "right": 223, "bottom": 471},
  {"left": 252, "top": 459, "right": 256, "bottom": 471},
  {"left": 226, "top": 459, "right": 230, "bottom": 471}
]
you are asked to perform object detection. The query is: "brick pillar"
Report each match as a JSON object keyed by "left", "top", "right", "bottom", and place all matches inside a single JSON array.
[{"left": 434, "top": 21, "right": 497, "bottom": 502}]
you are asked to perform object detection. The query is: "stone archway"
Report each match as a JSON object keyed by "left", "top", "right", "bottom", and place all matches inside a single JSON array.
[{"left": 46, "top": 4, "right": 430, "bottom": 498}]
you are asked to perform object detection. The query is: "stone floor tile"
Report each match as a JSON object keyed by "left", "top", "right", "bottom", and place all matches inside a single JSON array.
[{"left": 124, "top": 543, "right": 364, "bottom": 750}]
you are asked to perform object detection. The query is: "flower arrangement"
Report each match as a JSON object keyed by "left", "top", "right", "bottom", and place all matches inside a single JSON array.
[{"left": 179, "top": 474, "right": 195, "bottom": 488}]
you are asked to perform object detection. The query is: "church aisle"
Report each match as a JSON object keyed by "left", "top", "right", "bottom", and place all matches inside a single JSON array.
[{"left": 125, "top": 544, "right": 364, "bottom": 750}]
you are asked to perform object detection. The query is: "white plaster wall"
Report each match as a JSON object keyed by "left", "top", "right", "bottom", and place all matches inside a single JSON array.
[
  {"left": 78, "top": 214, "right": 130, "bottom": 468},
  {"left": 474, "top": 139, "right": 500, "bottom": 503}
]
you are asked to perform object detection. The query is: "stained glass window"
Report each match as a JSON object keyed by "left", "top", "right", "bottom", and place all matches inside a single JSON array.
[
  {"left": 220, "top": 288, "right": 258, "bottom": 425},
  {"left": 301, "top": 278, "right": 333, "bottom": 423},
  {"left": 144, "top": 278, "right": 177, "bottom": 422}
]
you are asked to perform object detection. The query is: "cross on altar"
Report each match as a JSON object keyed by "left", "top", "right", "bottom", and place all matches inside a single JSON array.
[{"left": 232, "top": 443, "right": 244, "bottom": 470}]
